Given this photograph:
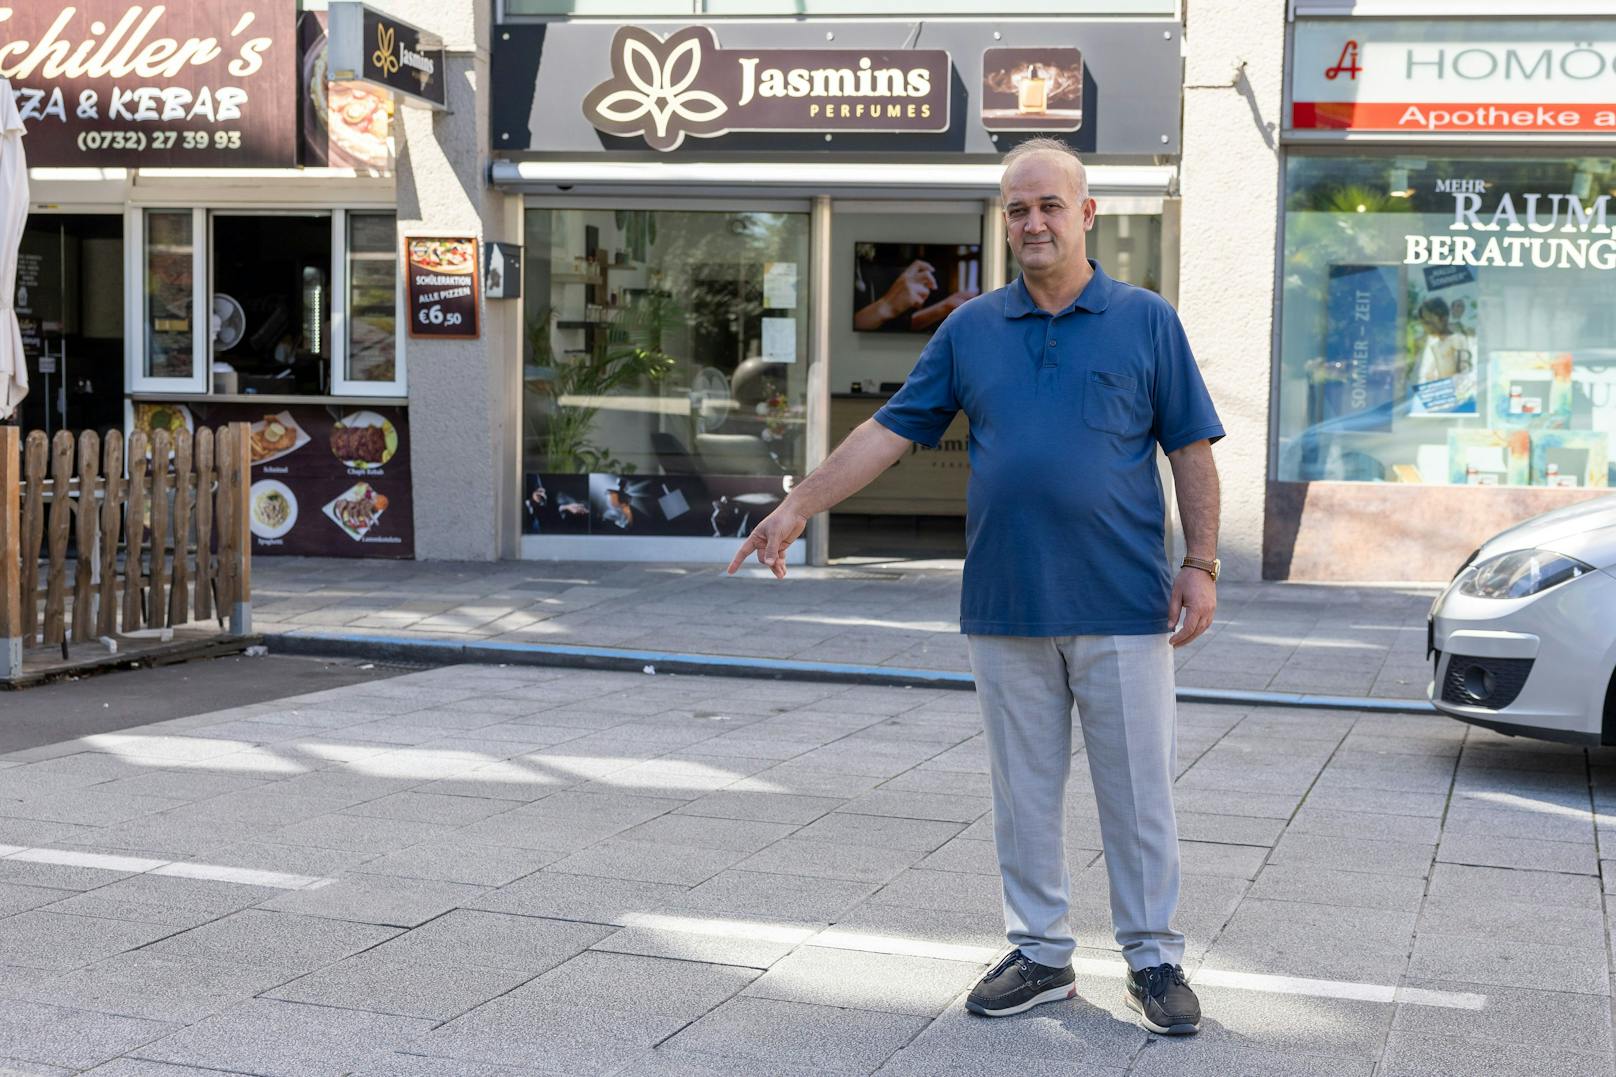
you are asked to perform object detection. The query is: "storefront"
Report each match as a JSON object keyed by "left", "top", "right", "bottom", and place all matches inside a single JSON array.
[
  {"left": 1271, "top": 15, "right": 1616, "bottom": 579},
  {"left": 488, "top": 15, "right": 1185, "bottom": 563},
  {"left": 11, "top": 2, "right": 418, "bottom": 558}
]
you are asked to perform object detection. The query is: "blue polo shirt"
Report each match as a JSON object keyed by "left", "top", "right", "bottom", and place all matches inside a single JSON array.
[{"left": 873, "top": 262, "right": 1224, "bottom": 637}]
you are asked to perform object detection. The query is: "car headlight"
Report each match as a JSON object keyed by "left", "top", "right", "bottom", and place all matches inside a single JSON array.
[{"left": 1456, "top": 549, "right": 1593, "bottom": 599}]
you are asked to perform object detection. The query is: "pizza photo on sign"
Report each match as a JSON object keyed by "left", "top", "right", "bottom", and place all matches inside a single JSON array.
[{"left": 409, "top": 238, "right": 476, "bottom": 275}]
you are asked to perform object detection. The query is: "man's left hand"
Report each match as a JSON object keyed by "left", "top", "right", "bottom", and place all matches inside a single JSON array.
[{"left": 1168, "top": 568, "right": 1216, "bottom": 647}]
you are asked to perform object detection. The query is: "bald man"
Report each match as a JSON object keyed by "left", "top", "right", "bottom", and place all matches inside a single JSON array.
[{"left": 729, "top": 138, "right": 1223, "bottom": 1035}]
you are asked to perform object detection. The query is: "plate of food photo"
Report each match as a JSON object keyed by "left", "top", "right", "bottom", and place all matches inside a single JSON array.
[
  {"left": 330, "top": 410, "right": 398, "bottom": 469},
  {"left": 249, "top": 479, "right": 298, "bottom": 540},
  {"left": 408, "top": 237, "right": 475, "bottom": 275},
  {"left": 323, "top": 481, "right": 390, "bottom": 541},
  {"left": 249, "top": 411, "right": 311, "bottom": 466}
]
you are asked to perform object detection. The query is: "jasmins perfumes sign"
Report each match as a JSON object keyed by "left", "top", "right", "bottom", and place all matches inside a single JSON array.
[{"left": 581, "top": 25, "right": 950, "bottom": 151}]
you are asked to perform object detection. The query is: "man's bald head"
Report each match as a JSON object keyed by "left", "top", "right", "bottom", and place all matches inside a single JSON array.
[{"left": 999, "top": 138, "right": 1089, "bottom": 204}]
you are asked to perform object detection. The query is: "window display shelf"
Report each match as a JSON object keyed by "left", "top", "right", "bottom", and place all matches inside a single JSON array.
[{"left": 130, "top": 392, "right": 407, "bottom": 407}]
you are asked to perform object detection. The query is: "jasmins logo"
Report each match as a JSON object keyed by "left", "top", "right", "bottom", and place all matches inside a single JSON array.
[{"left": 582, "top": 25, "right": 950, "bottom": 151}]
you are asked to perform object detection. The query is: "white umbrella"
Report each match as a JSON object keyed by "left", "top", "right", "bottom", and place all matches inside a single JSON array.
[{"left": 0, "top": 78, "right": 28, "bottom": 419}]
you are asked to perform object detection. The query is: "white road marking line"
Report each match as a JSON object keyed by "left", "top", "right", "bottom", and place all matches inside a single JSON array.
[
  {"left": 0, "top": 845, "right": 334, "bottom": 891},
  {"left": 623, "top": 915, "right": 1487, "bottom": 1012}
]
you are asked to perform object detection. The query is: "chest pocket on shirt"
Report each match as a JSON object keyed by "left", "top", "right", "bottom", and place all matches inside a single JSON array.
[{"left": 1083, "top": 370, "right": 1141, "bottom": 435}]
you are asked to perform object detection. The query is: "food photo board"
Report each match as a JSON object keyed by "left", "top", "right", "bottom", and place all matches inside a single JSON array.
[{"left": 134, "top": 402, "right": 415, "bottom": 558}]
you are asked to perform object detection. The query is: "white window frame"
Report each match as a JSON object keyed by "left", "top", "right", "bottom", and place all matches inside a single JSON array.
[
  {"left": 125, "top": 205, "right": 406, "bottom": 399},
  {"left": 126, "top": 206, "right": 209, "bottom": 394},
  {"left": 332, "top": 208, "right": 409, "bottom": 397}
]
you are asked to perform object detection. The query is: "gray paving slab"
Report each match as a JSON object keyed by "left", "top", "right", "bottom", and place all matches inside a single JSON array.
[
  {"left": 41, "top": 874, "right": 280, "bottom": 929},
  {"left": 81, "top": 1061, "right": 258, "bottom": 1076},
  {"left": 1395, "top": 979, "right": 1614, "bottom": 1054},
  {"left": 0, "top": 999, "right": 175, "bottom": 1071},
  {"left": 1377, "top": 1030, "right": 1612, "bottom": 1077},
  {"left": 868, "top": 868, "right": 1003, "bottom": 918},
  {"left": 129, "top": 998, "right": 435, "bottom": 1076},
  {"left": 1417, "top": 894, "right": 1607, "bottom": 948},
  {"left": 666, "top": 870, "right": 879, "bottom": 922},
  {"left": 512, "top": 951, "right": 758, "bottom": 1019},
  {"left": 613, "top": 814, "right": 799, "bottom": 853},
  {"left": 16, "top": 952, "right": 294, "bottom": 1024},
  {"left": 138, "top": 910, "right": 400, "bottom": 973},
  {"left": 266, "top": 952, "right": 530, "bottom": 1020},
  {"left": 736, "top": 838, "right": 926, "bottom": 884},
  {"left": 1284, "top": 807, "right": 1443, "bottom": 844},
  {"left": 0, "top": 911, "right": 180, "bottom": 971},
  {"left": 1267, "top": 832, "right": 1435, "bottom": 877},
  {"left": 376, "top": 909, "right": 613, "bottom": 973},
  {"left": 791, "top": 813, "right": 966, "bottom": 852},
  {"left": 1436, "top": 833, "right": 1599, "bottom": 875},
  {"left": 663, "top": 996, "right": 929, "bottom": 1075},
  {"left": 466, "top": 871, "right": 689, "bottom": 925},
  {"left": 588, "top": 920, "right": 807, "bottom": 969},
  {"left": 1127, "top": 1040, "right": 1377, "bottom": 1076},
  {"left": 1245, "top": 865, "right": 1428, "bottom": 912},
  {"left": 415, "top": 997, "right": 687, "bottom": 1074},
  {"left": 360, "top": 841, "right": 564, "bottom": 887},
  {"left": 1408, "top": 932, "right": 1610, "bottom": 995},
  {"left": 742, "top": 945, "right": 983, "bottom": 1017},
  {"left": 904, "top": 978, "right": 1146, "bottom": 1069},
  {"left": 544, "top": 840, "right": 749, "bottom": 887},
  {"left": 1426, "top": 862, "right": 1605, "bottom": 909},
  {"left": 255, "top": 874, "right": 491, "bottom": 927}
]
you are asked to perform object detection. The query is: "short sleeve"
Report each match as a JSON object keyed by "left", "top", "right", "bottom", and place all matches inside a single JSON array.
[
  {"left": 872, "top": 321, "right": 961, "bottom": 448},
  {"left": 1151, "top": 304, "right": 1225, "bottom": 454}
]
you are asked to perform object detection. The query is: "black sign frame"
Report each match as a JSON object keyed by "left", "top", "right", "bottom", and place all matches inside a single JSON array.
[{"left": 328, "top": 1, "right": 447, "bottom": 111}]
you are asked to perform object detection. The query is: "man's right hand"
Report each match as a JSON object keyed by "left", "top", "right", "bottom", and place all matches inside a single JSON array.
[{"left": 727, "top": 505, "right": 809, "bottom": 579}]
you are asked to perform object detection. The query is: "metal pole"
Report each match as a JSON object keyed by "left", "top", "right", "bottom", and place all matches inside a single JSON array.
[{"left": 803, "top": 195, "right": 832, "bottom": 567}]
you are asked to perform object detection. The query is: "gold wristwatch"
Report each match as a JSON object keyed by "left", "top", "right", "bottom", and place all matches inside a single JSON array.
[{"left": 1182, "top": 556, "right": 1221, "bottom": 582}]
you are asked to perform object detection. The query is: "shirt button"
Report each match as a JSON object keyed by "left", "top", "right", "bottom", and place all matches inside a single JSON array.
[{"left": 1048, "top": 341, "right": 1057, "bottom": 348}]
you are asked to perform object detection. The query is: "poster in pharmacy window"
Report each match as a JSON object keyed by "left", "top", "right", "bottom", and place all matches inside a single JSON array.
[
  {"left": 1407, "top": 265, "right": 1478, "bottom": 418},
  {"left": 1321, "top": 264, "right": 1399, "bottom": 430}
]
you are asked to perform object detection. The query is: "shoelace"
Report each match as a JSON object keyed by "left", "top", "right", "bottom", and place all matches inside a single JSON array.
[
  {"left": 1143, "top": 964, "right": 1188, "bottom": 998},
  {"left": 986, "top": 949, "right": 1034, "bottom": 983}
]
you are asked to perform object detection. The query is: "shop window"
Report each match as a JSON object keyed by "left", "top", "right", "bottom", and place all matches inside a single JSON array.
[
  {"left": 141, "top": 209, "right": 203, "bottom": 388},
  {"left": 131, "top": 208, "right": 403, "bottom": 399},
  {"left": 520, "top": 207, "right": 808, "bottom": 540},
  {"left": 1277, "top": 155, "right": 1616, "bottom": 489},
  {"left": 211, "top": 213, "right": 333, "bottom": 396},
  {"left": 340, "top": 211, "right": 404, "bottom": 394}
]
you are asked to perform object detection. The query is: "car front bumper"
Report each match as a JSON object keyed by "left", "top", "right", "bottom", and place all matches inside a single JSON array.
[{"left": 1429, "top": 567, "right": 1616, "bottom": 744}]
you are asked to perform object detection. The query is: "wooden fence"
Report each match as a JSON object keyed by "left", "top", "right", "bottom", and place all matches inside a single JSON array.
[{"left": 0, "top": 422, "right": 252, "bottom": 680}]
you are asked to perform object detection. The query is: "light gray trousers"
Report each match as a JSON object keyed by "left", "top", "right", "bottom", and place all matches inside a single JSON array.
[{"left": 967, "top": 633, "right": 1184, "bottom": 971}]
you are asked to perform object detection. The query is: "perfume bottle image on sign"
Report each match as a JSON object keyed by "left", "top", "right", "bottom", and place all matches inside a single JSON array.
[{"left": 1018, "top": 66, "right": 1048, "bottom": 115}]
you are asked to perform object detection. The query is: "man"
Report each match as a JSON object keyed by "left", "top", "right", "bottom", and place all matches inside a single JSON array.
[{"left": 727, "top": 137, "right": 1222, "bottom": 1035}]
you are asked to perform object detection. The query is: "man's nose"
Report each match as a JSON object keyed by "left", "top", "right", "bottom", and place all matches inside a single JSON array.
[{"left": 1024, "top": 211, "right": 1047, "bottom": 234}]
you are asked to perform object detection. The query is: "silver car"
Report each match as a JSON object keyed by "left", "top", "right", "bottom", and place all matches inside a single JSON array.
[{"left": 1429, "top": 495, "right": 1616, "bottom": 745}]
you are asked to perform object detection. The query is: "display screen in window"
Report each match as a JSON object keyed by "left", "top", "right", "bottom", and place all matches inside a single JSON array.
[
  {"left": 1277, "top": 156, "right": 1616, "bottom": 489},
  {"left": 348, "top": 213, "right": 397, "bottom": 382},
  {"left": 210, "top": 215, "right": 332, "bottom": 395}
]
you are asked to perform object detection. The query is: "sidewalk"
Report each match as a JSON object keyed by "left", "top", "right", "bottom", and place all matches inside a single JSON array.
[
  {"left": 0, "top": 661, "right": 1607, "bottom": 1074},
  {"left": 254, "top": 558, "right": 1441, "bottom": 701}
]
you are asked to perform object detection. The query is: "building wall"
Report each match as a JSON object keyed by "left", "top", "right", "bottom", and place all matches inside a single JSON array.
[
  {"left": 391, "top": 0, "right": 522, "bottom": 560},
  {"left": 1177, "top": 0, "right": 1286, "bottom": 581}
]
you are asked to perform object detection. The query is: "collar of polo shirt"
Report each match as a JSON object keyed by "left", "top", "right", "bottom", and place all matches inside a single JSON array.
[{"left": 1003, "top": 259, "right": 1115, "bottom": 319}]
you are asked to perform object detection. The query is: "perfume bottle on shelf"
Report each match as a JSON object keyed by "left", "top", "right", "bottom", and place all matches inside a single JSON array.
[{"left": 1018, "top": 65, "right": 1049, "bottom": 115}]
